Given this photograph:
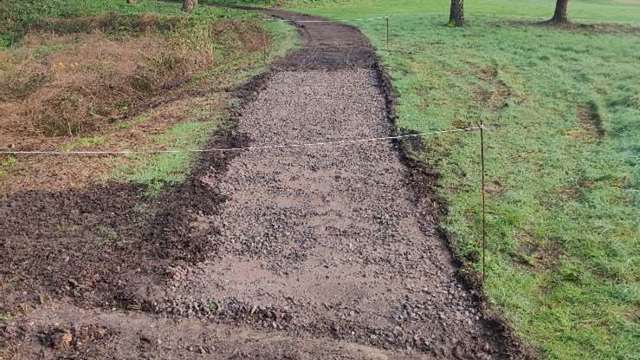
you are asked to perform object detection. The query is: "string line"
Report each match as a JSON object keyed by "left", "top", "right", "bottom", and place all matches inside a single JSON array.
[{"left": 0, "top": 126, "right": 483, "bottom": 157}]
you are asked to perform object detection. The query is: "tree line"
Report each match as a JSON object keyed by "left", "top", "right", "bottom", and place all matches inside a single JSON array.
[{"left": 125, "top": 0, "right": 570, "bottom": 26}]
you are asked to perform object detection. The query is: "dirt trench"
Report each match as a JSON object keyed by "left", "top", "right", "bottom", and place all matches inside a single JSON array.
[{"left": 0, "top": 8, "right": 525, "bottom": 360}]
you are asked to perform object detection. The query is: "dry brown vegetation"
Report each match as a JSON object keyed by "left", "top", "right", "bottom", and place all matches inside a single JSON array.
[{"left": 0, "top": 13, "right": 269, "bottom": 194}]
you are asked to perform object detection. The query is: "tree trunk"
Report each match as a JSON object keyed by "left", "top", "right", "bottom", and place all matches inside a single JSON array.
[
  {"left": 127, "top": 0, "right": 136, "bottom": 3},
  {"left": 550, "top": 0, "right": 569, "bottom": 23},
  {"left": 182, "top": 0, "right": 197, "bottom": 13},
  {"left": 449, "top": 0, "right": 464, "bottom": 27}
]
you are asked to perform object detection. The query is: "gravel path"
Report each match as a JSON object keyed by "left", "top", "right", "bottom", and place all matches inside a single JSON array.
[
  {"left": 142, "top": 10, "right": 511, "bottom": 359},
  {"left": 1, "top": 9, "right": 520, "bottom": 360}
]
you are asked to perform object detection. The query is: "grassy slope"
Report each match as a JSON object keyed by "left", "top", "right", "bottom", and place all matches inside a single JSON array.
[
  {"left": 111, "top": 14, "right": 296, "bottom": 196},
  {"left": 0, "top": 0, "right": 296, "bottom": 195},
  {"left": 286, "top": 0, "right": 640, "bottom": 359},
  {"left": 0, "top": 0, "right": 182, "bottom": 46}
]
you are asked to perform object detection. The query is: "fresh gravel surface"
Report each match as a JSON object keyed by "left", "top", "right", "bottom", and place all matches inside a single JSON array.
[{"left": 147, "top": 69, "right": 502, "bottom": 358}]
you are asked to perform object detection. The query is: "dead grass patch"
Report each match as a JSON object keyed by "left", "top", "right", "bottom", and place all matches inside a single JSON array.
[
  {"left": 0, "top": 31, "right": 204, "bottom": 139},
  {"left": 566, "top": 102, "right": 606, "bottom": 142},
  {"left": 515, "top": 232, "right": 565, "bottom": 271},
  {"left": 0, "top": 15, "right": 265, "bottom": 141},
  {"left": 576, "top": 101, "right": 606, "bottom": 140},
  {"left": 0, "top": 94, "right": 226, "bottom": 195},
  {"left": 473, "top": 65, "right": 517, "bottom": 112},
  {"left": 0, "top": 14, "right": 268, "bottom": 195}
]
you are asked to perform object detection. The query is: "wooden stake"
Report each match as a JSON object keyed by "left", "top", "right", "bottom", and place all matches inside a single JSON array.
[
  {"left": 479, "top": 122, "right": 487, "bottom": 283},
  {"left": 263, "top": 32, "right": 268, "bottom": 65},
  {"left": 385, "top": 17, "right": 390, "bottom": 50}
]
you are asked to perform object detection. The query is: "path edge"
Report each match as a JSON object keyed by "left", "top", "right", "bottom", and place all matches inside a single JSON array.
[{"left": 369, "top": 27, "right": 537, "bottom": 360}]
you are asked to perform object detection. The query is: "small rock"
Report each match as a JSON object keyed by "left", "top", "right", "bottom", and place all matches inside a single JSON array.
[{"left": 51, "top": 329, "right": 72, "bottom": 349}]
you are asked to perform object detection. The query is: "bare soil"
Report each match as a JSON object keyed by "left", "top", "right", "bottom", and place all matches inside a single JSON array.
[{"left": 0, "top": 8, "right": 528, "bottom": 360}]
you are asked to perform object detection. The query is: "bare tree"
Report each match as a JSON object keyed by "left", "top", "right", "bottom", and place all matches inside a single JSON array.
[
  {"left": 549, "top": 0, "right": 570, "bottom": 23},
  {"left": 449, "top": 0, "right": 464, "bottom": 27},
  {"left": 183, "top": 0, "right": 198, "bottom": 13}
]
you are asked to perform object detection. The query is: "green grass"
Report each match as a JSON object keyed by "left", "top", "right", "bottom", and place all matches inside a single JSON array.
[
  {"left": 113, "top": 119, "right": 219, "bottom": 196},
  {"left": 62, "top": 135, "right": 106, "bottom": 151},
  {"left": 116, "top": 114, "right": 150, "bottom": 130},
  {"left": 288, "top": 0, "right": 640, "bottom": 24},
  {"left": 0, "top": 310, "right": 12, "bottom": 322},
  {"left": 287, "top": 0, "right": 640, "bottom": 359},
  {"left": 0, "top": 156, "right": 17, "bottom": 179}
]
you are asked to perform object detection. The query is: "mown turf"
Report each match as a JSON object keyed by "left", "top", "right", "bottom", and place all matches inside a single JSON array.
[
  {"left": 288, "top": 0, "right": 640, "bottom": 24},
  {"left": 285, "top": 0, "right": 640, "bottom": 359}
]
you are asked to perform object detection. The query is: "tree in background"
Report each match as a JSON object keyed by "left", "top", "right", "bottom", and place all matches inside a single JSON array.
[
  {"left": 449, "top": 0, "right": 464, "bottom": 27},
  {"left": 183, "top": 0, "right": 198, "bottom": 13},
  {"left": 549, "top": 0, "right": 570, "bottom": 23}
]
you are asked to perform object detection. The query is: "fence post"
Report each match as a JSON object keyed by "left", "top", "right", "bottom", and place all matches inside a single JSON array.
[
  {"left": 385, "top": 16, "right": 390, "bottom": 50},
  {"left": 263, "top": 32, "right": 268, "bottom": 65},
  {"left": 479, "top": 122, "right": 487, "bottom": 283}
]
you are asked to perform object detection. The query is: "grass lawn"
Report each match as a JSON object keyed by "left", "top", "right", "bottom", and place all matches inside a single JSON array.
[
  {"left": 285, "top": 0, "right": 640, "bottom": 358},
  {"left": 288, "top": 0, "right": 640, "bottom": 24}
]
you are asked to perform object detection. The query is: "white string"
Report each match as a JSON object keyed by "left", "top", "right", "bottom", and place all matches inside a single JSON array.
[
  {"left": 0, "top": 126, "right": 482, "bottom": 157},
  {"left": 266, "top": 16, "right": 388, "bottom": 23}
]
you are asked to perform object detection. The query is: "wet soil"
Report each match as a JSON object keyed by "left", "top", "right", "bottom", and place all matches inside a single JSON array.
[{"left": 0, "top": 8, "right": 528, "bottom": 360}]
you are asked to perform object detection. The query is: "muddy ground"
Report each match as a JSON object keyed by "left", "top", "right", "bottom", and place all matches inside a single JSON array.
[{"left": 0, "top": 8, "right": 528, "bottom": 360}]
